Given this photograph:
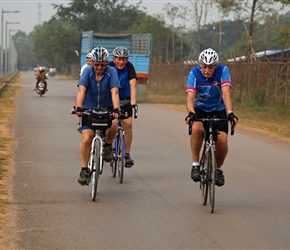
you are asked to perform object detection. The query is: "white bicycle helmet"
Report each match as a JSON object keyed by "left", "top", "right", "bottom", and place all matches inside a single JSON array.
[
  {"left": 112, "top": 47, "right": 130, "bottom": 58},
  {"left": 91, "top": 46, "right": 109, "bottom": 62},
  {"left": 198, "top": 48, "right": 219, "bottom": 65},
  {"left": 86, "top": 53, "right": 93, "bottom": 59}
]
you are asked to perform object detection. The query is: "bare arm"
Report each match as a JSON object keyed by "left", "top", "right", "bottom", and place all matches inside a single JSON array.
[
  {"left": 221, "top": 86, "right": 233, "bottom": 114},
  {"left": 186, "top": 91, "right": 196, "bottom": 113},
  {"left": 111, "top": 87, "right": 120, "bottom": 109},
  {"left": 129, "top": 78, "right": 137, "bottom": 105},
  {"left": 222, "top": 85, "right": 238, "bottom": 125},
  {"left": 75, "top": 85, "right": 86, "bottom": 108}
]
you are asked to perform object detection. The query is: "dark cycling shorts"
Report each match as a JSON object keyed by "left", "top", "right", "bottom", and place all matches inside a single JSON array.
[
  {"left": 120, "top": 99, "right": 132, "bottom": 119},
  {"left": 194, "top": 108, "right": 228, "bottom": 134}
]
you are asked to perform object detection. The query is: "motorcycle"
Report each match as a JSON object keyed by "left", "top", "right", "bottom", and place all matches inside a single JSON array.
[{"left": 35, "top": 81, "right": 46, "bottom": 97}]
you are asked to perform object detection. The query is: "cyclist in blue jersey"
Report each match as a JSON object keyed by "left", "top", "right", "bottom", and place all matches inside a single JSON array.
[
  {"left": 185, "top": 48, "right": 238, "bottom": 187},
  {"left": 108, "top": 47, "right": 137, "bottom": 167},
  {"left": 75, "top": 46, "right": 121, "bottom": 185}
]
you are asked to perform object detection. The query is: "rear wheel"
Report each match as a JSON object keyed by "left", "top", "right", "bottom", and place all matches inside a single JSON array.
[
  {"left": 117, "top": 129, "right": 124, "bottom": 183},
  {"left": 91, "top": 139, "right": 101, "bottom": 201},
  {"left": 208, "top": 147, "right": 216, "bottom": 213}
]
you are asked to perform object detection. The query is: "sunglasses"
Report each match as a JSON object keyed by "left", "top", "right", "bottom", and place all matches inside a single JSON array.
[{"left": 93, "top": 63, "right": 107, "bottom": 67}]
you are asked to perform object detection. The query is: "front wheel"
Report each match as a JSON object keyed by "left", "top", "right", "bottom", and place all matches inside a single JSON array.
[
  {"left": 117, "top": 129, "right": 125, "bottom": 183},
  {"left": 208, "top": 147, "right": 216, "bottom": 213},
  {"left": 200, "top": 152, "right": 209, "bottom": 206},
  {"left": 111, "top": 137, "right": 117, "bottom": 178},
  {"left": 91, "top": 139, "right": 101, "bottom": 201}
]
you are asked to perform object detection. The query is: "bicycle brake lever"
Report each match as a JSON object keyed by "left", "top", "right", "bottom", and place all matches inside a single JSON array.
[
  {"left": 188, "top": 120, "right": 192, "bottom": 135},
  {"left": 133, "top": 105, "right": 138, "bottom": 119},
  {"left": 230, "top": 123, "right": 235, "bottom": 136}
]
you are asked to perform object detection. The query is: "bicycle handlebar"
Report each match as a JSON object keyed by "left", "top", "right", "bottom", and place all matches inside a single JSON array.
[
  {"left": 74, "top": 103, "right": 139, "bottom": 119},
  {"left": 188, "top": 117, "right": 235, "bottom": 136}
]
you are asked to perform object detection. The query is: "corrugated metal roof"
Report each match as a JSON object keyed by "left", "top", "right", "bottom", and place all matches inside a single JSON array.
[{"left": 228, "top": 48, "right": 290, "bottom": 62}]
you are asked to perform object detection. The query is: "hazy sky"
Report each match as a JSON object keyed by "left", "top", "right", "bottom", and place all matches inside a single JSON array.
[
  {"left": 0, "top": 0, "right": 288, "bottom": 35},
  {"left": 0, "top": 0, "right": 208, "bottom": 34}
]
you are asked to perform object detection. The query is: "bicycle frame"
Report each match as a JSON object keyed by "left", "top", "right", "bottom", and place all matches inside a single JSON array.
[
  {"left": 189, "top": 117, "right": 234, "bottom": 213},
  {"left": 111, "top": 104, "right": 138, "bottom": 183},
  {"left": 199, "top": 119, "right": 217, "bottom": 213},
  {"left": 82, "top": 108, "right": 112, "bottom": 201}
]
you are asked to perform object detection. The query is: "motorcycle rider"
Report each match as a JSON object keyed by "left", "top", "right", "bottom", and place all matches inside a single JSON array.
[{"left": 35, "top": 67, "right": 48, "bottom": 91}]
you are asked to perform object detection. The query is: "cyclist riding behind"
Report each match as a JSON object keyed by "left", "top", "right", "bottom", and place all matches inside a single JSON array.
[
  {"left": 108, "top": 47, "right": 137, "bottom": 168},
  {"left": 71, "top": 52, "right": 94, "bottom": 114},
  {"left": 185, "top": 48, "right": 238, "bottom": 187},
  {"left": 80, "top": 52, "right": 93, "bottom": 76},
  {"left": 75, "top": 46, "right": 121, "bottom": 185}
]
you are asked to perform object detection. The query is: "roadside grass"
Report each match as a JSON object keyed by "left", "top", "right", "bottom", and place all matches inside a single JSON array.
[
  {"left": 0, "top": 73, "right": 19, "bottom": 241},
  {"left": 147, "top": 85, "right": 290, "bottom": 143}
]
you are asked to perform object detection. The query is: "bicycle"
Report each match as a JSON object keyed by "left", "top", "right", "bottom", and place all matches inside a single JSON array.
[
  {"left": 189, "top": 117, "right": 235, "bottom": 213},
  {"left": 111, "top": 101, "right": 138, "bottom": 183},
  {"left": 82, "top": 107, "right": 114, "bottom": 202}
]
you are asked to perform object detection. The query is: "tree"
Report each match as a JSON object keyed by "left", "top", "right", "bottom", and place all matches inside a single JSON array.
[
  {"left": 13, "top": 31, "right": 37, "bottom": 70},
  {"left": 272, "top": 11, "right": 290, "bottom": 49},
  {"left": 214, "top": 0, "right": 243, "bottom": 58},
  {"left": 274, "top": 0, "right": 290, "bottom": 4},
  {"left": 188, "top": 0, "right": 214, "bottom": 51},
  {"left": 32, "top": 19, "right": 80, "bottom": 73},
  {"left": 176, "top": 5, "right": 192, "bottom": 61},
  {"left": 162, "top": 3, "right": 179, "bottom": 62},
  {"left": 128, "top": 16, "right": 173, "bottom": 63},
  {"left": 240, "top": 0, "right": 278, "bottom": 61},
  {"left": 52, "top": 0, "right": 146, "bottom": 33}
]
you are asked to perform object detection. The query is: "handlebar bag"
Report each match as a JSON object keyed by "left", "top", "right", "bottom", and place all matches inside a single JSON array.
[{"left": 89, "top": 107, "right": 112, "bottom": 130}]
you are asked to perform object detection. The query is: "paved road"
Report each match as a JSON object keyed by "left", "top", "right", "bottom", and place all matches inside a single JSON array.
[{"left": 4, "top": 71, "right": 290, "bottom": 249}]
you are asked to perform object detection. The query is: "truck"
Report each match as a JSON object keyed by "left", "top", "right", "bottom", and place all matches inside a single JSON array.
[{"left": 80, "top": 31, "right": 152, "bottom": 102}]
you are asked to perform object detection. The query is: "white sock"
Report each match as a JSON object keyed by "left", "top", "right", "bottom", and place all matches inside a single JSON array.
[
  {"left": 192, "top": 162, "right": 199, "bottom": 168},
  {"left": 218, "top": 166, "right": 223, "bottom": 171}
]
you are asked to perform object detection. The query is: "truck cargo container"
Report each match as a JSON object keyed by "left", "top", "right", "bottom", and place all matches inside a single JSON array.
[{"left": 80, "top": 31, "right": 152, "bottom": 102}]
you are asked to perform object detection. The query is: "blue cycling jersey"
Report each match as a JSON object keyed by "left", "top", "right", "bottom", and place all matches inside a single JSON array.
[
  {"left": 186, "top": 64, "right": 231, "bottom": 112},
  {"left": 108, "top": 61, "right": 137, "bottom": 99},
  {"left": 78, "top": 65, "right": 120, "bottom": 109}
]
